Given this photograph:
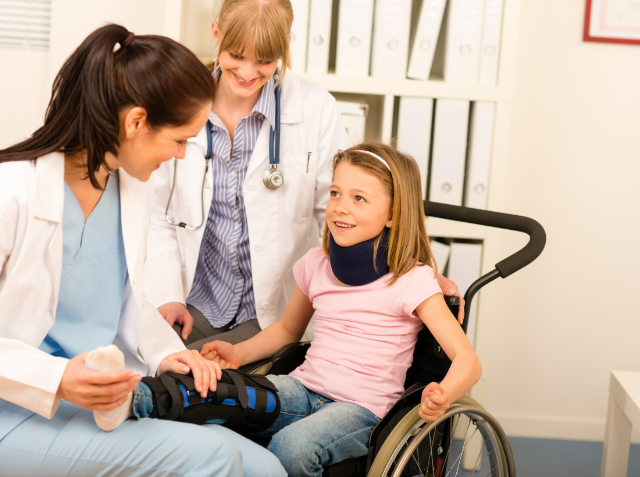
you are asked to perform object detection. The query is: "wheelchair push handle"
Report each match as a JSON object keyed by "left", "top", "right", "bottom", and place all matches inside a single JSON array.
[{"left": 426, "top": 201, "right": 546, "bottom": 279}]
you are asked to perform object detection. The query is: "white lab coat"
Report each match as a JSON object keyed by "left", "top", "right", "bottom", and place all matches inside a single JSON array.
[
  {"left": 144, "top": 71, "right": 349, "bottom": 333},
  {"left": 0, "top": 153, "right": 186, "bottom": 420}
]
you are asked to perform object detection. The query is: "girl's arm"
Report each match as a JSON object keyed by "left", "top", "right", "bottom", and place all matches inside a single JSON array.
[
  {"left": 415, "top": 293, "right": 482, "bottom": 421},
  {"left": 201, "top": 285, "right": 315, "bottom": 367}
]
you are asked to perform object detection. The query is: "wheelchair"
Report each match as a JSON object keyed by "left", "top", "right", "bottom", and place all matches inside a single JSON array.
[{"left": 246, "top": 201, "right": 546, "bottom": 477}]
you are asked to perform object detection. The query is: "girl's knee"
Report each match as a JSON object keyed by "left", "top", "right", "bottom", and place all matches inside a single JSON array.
[{"left": 269, "top": 430, "right": 321, "bottom": 477}]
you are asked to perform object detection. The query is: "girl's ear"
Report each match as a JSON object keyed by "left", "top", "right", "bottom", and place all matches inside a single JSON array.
[{"left": 386, "top": 210, "right": 393, "bottom": 229}]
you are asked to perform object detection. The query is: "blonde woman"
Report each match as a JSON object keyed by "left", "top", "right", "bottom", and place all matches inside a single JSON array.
[{"left": 145, "top": 0, "right": 465, "bottom": 350}]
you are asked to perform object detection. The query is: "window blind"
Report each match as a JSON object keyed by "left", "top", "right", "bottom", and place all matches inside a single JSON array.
[{"left": 0, "top": 0, "right": 51, "bottom": 49}]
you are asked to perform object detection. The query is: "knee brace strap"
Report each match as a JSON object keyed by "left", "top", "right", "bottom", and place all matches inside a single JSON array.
[{"left": 141, "top": 369, "right": 280, "bottom": 433}]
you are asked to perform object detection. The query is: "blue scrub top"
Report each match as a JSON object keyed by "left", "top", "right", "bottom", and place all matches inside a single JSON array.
[{"left": 40, "top": 171, "right": 127, "bottom": 359}]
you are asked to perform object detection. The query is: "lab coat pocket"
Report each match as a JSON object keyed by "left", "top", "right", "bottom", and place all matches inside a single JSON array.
[{"left": 281, "top": 154, "right": 316, "bottom": 222}]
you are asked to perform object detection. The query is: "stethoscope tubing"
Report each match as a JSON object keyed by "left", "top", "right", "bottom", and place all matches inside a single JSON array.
[{"left": 165, "top": 72, "right": 282, "bottom": 230}]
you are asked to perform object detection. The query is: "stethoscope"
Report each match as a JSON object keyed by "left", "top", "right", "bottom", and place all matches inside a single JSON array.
[{"left": 165, "top": 73, "right": 283, "bottom": 230}]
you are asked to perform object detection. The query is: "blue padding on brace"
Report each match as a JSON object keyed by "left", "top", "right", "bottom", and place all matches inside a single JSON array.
[
  {"left": 180, "top": 385, "right": 276, "bottom": 413},
  {"left": 266, "top": 391, "right": 276, "bottom": 413},
  {"left": 179, "top": 385, "right": 190, "bottom": 407}
]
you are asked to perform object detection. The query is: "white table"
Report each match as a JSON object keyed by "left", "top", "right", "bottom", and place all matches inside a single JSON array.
[{"left": 601, "top": 370, "right": 640, "bottom": 477}]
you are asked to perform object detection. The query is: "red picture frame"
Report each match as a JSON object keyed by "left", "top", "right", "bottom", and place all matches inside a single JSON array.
[{"left": 584, "top": 0, "right": 640, "bottom": 45}]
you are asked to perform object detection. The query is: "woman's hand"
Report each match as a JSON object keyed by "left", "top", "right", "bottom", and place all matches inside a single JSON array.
[
  {"left": 200, "top": 340, "right": 241, "bottom": 369},
  {"left": 158, "top": 302, "right": 194, "bottom": 340},
  {"left": 157, "top": 349, "right": 222, "bottom": 397},
  {"left": 419, "top": 382, "right": 451, "bottom": 422},
  {"left": 56, "top": 352, "right": 141, "bottom": 411},
  {"left": 436, "top": 274, "right": 465, "bottom": 325}
]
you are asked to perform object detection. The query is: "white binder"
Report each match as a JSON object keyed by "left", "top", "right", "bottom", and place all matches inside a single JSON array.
[
  {"left": 406, "top": 0, "right": 447, "bottom": 81},
  {"left": 438, "top": 0, "right": 485, "bottom": 84},
  {"left": 397, "top": 97, "right": 434, "bottom": 200},
  {"left": 335, "top": 0, "right": 375, "bottom": 77},
  {"left": 429, "top": 240, "right": 451, "bottom": 274},
  {"left": 447, "top": 242, "right": 483, "bottom": 346},
  {"left": 290, "top": 0, "right": 310, "bottom": 73},
  {"left": 429, "top": 99, "right": 470, "bottom": 206},
  {"left": 478, "top": 0, "right": 503, "bottom": 85},
  {"left": 464, "top": 102, "right": 495, "bottom": 209},
  {"left": 370, "top": 0, "right": 412, "bottom": 79},
  {"left": 336, "top": 100, "right": 368, "bottom": 146},
  {"left": 306, "top": 0, "right": 333, "bottom": 74}
]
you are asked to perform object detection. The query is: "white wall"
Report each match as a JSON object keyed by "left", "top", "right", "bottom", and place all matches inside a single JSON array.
[
  {"left": 0, "top": 49, "right": 49, "bottom": 148},
  {"left": 0, "top": 0, "right": 181, "bottom": 149},
  {"left": 475, "top": 0, "right": 640, "bottom": 442}
]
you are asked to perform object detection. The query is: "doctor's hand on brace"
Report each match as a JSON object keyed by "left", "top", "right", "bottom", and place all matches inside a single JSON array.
[
  {"left": 57, "top": 352, "right": 141, "bottom": 411},
  {"left": 158, "top": 302, "right": 195, "bottom": 340},
  {"left": 157, "top": 349, "right": 223, "bottom": 397},
  {"left": 436, "top": 274, "right": 465, "bottom": 325}
]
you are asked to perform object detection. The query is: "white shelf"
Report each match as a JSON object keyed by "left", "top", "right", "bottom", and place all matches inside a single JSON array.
[
  {"left": 298, "top": 72, "right": 506, "bottom": 102},
  {"left": 425, "top": 217, "right": 486, "bottom": 240}
]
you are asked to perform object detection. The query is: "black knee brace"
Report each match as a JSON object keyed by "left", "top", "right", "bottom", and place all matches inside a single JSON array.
[{"left": 141, "top": 369, "right": 280, "bottom": 433}]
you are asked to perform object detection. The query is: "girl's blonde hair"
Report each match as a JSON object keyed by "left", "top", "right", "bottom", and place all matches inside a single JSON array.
[
  {"left": 210, "top": 0, "right": 293, "bottom": 80},
  {"left": 322, "top": 141, "right": 438, "bottom": 285}
]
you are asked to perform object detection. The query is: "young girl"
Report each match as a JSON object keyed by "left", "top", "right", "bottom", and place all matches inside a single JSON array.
[{"left": 202, "top": 142, "right": 483, "bottom": 476}]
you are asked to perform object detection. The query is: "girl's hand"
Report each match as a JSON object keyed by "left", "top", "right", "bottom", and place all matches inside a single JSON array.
[
  {"left": 436, "top": 274, "right": 465, "bottom": 325},
  {"left": 157, "top": 349, "right": 222, "bottom": 397},
  {"left": 200, "top": 340, "right": 241, "bottom": 369},
  {"left": 419, "top": 382, "right": 451, "bottom": 422},
  {"left": 57, "top": 352, "right": 141, "bottom": 411}
]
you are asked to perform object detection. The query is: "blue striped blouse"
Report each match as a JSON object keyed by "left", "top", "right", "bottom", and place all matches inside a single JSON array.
[{"left": 186, "top": 69, "right": 276, "bottom": 329}]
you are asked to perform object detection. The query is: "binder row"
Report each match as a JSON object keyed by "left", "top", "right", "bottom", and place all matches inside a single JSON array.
[{"left": 289, "top": 0, "right": 504, "bottom": 85}]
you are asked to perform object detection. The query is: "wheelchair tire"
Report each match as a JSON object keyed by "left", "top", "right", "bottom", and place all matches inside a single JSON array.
[
  {"left": 367, "top": 396, "right": 515, "bottom": 477},
  {"left": 246, "top": 360, "right": 273, "bottom": 375}
]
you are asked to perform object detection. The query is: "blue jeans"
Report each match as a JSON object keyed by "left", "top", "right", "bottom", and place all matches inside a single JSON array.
[
  {"left": 0, "top": 387, "right": 285, "bottom": 477},
  {"left": 254, "top": 375, "right": 381, "bottom": 477}
]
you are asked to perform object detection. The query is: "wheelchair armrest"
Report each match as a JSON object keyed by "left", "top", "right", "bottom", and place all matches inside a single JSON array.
[{"left": 269, "top": 341, "right": 311, "bottom": 376}]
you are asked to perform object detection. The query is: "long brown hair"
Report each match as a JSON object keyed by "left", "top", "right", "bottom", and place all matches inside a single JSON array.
[
  {"left": 0, "top": 24, "right": 216, "bottom": 189},
  {"left": 211, "top": 0, "right": 293, "bottom": 80},
  {"left": 322, "top": 142, "right": 438, "bottom": 285}
]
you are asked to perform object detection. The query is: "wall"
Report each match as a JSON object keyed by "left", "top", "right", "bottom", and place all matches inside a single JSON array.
[
  {"left": 0, "top": 0, "right": 180, "bottom": 149},
  {"left": 475, "top": 0, "right": 640, "bottom": 442},
  {"left": 0, "top": 49, "right": 49, "bottom": 148}
]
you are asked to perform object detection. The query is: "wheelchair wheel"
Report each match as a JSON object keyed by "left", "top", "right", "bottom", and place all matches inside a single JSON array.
[{"left": 368, "top": 396, "right": 515, "bottom": 477}]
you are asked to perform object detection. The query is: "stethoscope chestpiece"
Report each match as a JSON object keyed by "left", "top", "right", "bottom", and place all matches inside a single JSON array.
[{"left": 263, "top": 164, "right": 284, "bottom": 189}]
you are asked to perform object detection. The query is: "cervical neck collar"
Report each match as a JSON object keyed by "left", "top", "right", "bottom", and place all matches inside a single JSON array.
[{"left": 329, "top": 229, "right": 390, "bottom": 286}]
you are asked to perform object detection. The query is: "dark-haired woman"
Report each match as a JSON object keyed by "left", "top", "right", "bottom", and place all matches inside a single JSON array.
[{"left": 0, "top": 25, "right": 285, "bottom": 477}]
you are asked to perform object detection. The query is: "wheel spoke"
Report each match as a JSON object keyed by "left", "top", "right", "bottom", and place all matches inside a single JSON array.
[
  {"left": 444, "top": 421, "right": 479, "bottom": 477},
  {"left": 467, "top": 435, "right": 489, "bottom": 476},
  {"left": 425, "top": 426, "right": 436, "bottom": 475},
  {"left": 441, "top": 415, "right": 460, "bottom": 473},
  {"left": 482, "top": 464, "right": 498, "bottom": 477}
]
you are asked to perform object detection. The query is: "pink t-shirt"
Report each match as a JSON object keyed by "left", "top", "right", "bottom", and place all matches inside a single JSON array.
[{"left": 289, "top": 247, "right": 442, "bottom": 418}]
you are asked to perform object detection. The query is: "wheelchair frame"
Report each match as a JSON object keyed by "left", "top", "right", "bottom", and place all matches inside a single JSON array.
[{"left": 247, "top": 201, "right": 546, "bottom": 477}]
